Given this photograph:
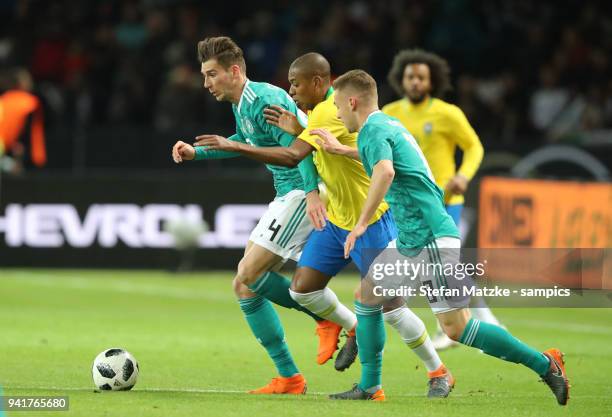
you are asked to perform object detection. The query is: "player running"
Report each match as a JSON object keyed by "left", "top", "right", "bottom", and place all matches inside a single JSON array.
[
  {"left": 314, "top": 69, "right": 570, "bottom": 405},
  {"left": 172, "top": 37, "right": 354, "bottom": 394},
  {"left": 383, "top": 49, "right": 501, "bottom": 350},
  {"left": 196, "top": 52, "right": 455, "bottom": 398}
]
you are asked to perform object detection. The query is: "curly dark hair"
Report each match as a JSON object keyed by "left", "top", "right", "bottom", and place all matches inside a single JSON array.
[{"left": 387, "top": 49, "right": 452, "bottom": 98}]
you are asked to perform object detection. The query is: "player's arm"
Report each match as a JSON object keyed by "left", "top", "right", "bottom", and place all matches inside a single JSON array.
[
  {"left": 173, "top": 133, "right": 244, "bottom": 164},
  {"left": 343, "top": 160, "right": 394, "bottom": 258},
  {"left": 195, "top": 133, "right": 244, "bottom": 159},
  {"left": 310, "top": 128, "right": 360, "bottom": 160},
  {"left": 193, "top": 104, "right": 312, "bottom": 167},
  {"left": 212, "top": 135, "right": 314, "bottom": 167},
  {"left": 192, "top": 105, "right": 325, "bottom": 228},
  {"left": 446, "top": 107, "right": 484, "bottom": 195},
  {"left": 343, "top": 139, "right": 394, "bottom": 258}
]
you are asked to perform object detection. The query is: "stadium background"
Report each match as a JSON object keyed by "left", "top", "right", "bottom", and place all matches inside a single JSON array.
[
  {"left": 0, "top": 2, "right": 611, "bottom": 416},
  {"left": 0, "top": 0, "right": 610, "bottom": 268}
]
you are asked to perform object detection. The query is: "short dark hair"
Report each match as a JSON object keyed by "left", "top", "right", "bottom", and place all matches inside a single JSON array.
[
  {"left": 197, "top": 36, "right": 246, "bottom": 72},
  {"left": 387, "top": 49, "right": 451, "bottom": 98},
  {"left": 333, "top": 69, "right": 377, "bottom": 101}
]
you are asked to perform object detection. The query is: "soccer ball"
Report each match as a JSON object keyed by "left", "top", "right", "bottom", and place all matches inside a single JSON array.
[{"left": 92, "top": 348, "right": 139, "bottom": 391}]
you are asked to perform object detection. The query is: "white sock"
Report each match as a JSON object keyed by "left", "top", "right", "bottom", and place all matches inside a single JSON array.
[
  {"left": 289, "top": 287, "right": 357, "bottom": 331},
  {"left": 471, "top": 306, "right": 500, "bottom": 325},
  {"left": 384, "top": 306, "right": 442, "bottom": 372}
]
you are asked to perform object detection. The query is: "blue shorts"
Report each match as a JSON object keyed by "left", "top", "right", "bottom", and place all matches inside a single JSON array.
[
  {"left": 445, "top": 204, "right": 463, "bottom": 226},
  {"left": 298, "top": 210, "right": 397, "bottom": 276}
]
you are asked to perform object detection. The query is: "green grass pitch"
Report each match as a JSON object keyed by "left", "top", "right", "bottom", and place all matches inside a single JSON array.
[{"left": 1, "top": 269, "right": 611, "bottom": 417}]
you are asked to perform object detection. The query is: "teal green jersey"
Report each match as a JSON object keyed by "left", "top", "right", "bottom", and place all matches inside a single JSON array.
[
  {"left": 232, "top": 80, "right": 311, "bottom": 197},
  {"left": 358, "top": 111, "right": 459, "bottom": 250}
]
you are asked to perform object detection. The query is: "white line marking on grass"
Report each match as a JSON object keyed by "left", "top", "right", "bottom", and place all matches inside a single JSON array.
[
  {"left": 6, "top": 386, "right": 470, "bottom": 397},
  {"left": 11, "top": 386, "right": 602, "bottom": 399}
]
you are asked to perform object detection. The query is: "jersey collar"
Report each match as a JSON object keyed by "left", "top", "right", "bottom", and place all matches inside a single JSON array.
[
  {"left": 365, "top": 110, "right": 382, "bottom": 123},
  {"left": 237, "top": 79, "right": 251, "bottom": 112},
  {"left": 361, "top": 110, "right": 382, "bottom": 130},
  {"left": 312, "top": 86, "right": 334, "bottom": 113}
]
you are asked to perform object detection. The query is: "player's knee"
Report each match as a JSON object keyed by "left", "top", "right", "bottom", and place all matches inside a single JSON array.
[
  {"left": 236, "top": 258, "right": 262, "bottom": 285},
  {"left": 290, "top": 269, "right": 310, "bottom": 293},
  {"left": 443, "top": 325, "right": 464, "bottom": 342},
  {"left": 232, "top": 276, "right": 255, "bottom": 299},
  {"left": 438, "top": 308, "right": 471, "bottom": 341},
  {"left": 438, "top": 318, "right": 467, "bottom": 341}
]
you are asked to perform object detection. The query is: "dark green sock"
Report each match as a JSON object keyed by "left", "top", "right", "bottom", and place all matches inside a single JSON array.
[
  {"left": 355, "top": 301, "right": 385, "bottom": 392},
  {"left": 460, "top": 318, "right": 550, "bottom": 376},
  {"left": 248, "top": 271, "right": 323, "bottom": 322},
  {"left": 238, "top": 295, "right": 299, "bottom": 377}
]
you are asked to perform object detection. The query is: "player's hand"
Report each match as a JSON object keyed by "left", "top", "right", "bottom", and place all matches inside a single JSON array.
[
  {"left": 305, "top": 190, "right": 327, "bottom": 230},
  {"left": 263, "top": 105, "right": 304, "bottom": 136},
  {"left": 193, "top": 134, "right": 238, "bottom": 152},
  {"left": 344, "top": 222, "right": 367, "bottom": 259},
  {"left": 172, "top": 140, "right": 195, "bottom": 163},
  {"left": 311, "top": 128, "right": 346, "bottom": 155},
  {"left": 445, "top": 174, "right": 469, "bottom": 196}
]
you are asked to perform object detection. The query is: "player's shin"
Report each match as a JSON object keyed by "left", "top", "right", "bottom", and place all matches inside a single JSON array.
[
  {"left": 355, "top": 301, "right": 385, "bottom": 392},
  {"left": 248, "top": 271, "right": 324, "bottom": 322},
  {"left": 458, "top": 317, "right": 550, "bottom": 376},
  {"left": 384, "top": 306, "right": 442, "bottom": 372},
  {"left": 238, "top": 295, "right": 300, "bottom": 377}
]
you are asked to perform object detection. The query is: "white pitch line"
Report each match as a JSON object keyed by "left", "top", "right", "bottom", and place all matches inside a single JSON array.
[
  {"left": 8, "top": 386, "right": 600, "bottom": 399},
  {"left": 5, "top": 386, "right": 473, "bottom": 397}
]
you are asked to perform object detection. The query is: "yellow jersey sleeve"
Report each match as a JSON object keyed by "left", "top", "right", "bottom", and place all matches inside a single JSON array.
[{"left": 445, "top": 105, "right": 484, "bottom": 180}]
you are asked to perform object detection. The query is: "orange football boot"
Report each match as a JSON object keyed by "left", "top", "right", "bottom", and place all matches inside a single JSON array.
[
  {"left": 248, "top": 374, "right": 307, "bottom": 395},
  {"left": 315, "top": 320, "right": 342, "bottom": 364}
]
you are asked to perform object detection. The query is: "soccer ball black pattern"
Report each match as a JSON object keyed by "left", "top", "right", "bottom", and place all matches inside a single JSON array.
[{"left": 92, "top": 348, "right": 139, "bottom": 391}]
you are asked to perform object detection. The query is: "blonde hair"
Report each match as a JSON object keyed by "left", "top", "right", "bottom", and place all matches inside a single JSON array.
[{"left": 333, "top": 69, "right": 377, "bottom": 102}]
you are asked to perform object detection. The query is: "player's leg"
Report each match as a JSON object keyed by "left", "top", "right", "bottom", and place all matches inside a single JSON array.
[
  {"left": 382, "top": 297, "right": 455, "bottom": 398},
  {"left": 289, "top": 222, "right": 358, "bottom": 365},
  {"left": 242, "top": 191, "right": 324, "bottom": 323},
  {"left": 351, "top": 211, "right": 454, "bottom": 396},
  {"left": 252, "top": 190, "right": 356, "bottom": 366},
  {"left": 329, "top": 277, "right": 385, "bottom": 401},
  {"left": 436, "top": 307, "right": 569, "bottom": 404},
  {"left": 233, "top": 243, "right": 306, "bottom": 394},
  {"left": 329, "top": 211, "right": 399, "bottom": 401},
  {"left": 429, "top": 238, "right": 569, "bottom": 405},
  {"left": 433, "top": 204, "right": 502, "bottom": 351}
]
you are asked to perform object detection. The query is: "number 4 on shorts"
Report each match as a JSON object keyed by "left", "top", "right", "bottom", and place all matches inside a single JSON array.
[{"left": 268, "top": 219, "right": 282, "bottom": 242}]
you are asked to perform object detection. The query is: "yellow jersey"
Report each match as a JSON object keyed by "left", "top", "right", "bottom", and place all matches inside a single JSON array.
[
  {"left": 299, "top": 88, "right": 388, "bottom": 229},
  {"left": 382, "top": 97, "right": 483, "bottom": 205}
]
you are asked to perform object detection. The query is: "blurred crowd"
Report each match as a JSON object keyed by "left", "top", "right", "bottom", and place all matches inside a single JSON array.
[{"left": 1, "top": 0, "right": 611, "bottom": 170}]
